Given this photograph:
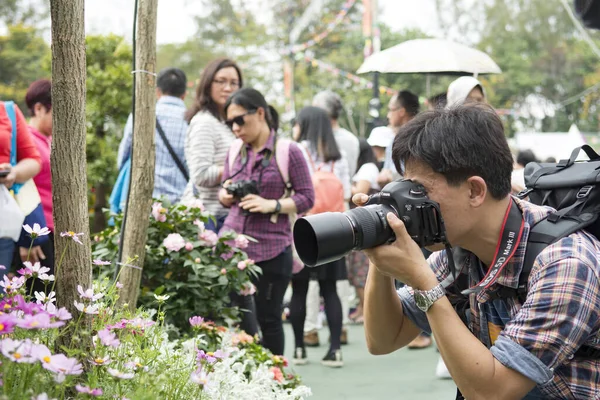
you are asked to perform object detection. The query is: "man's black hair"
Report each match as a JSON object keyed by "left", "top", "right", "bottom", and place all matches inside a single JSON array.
[
  {"left": 157, "top": 67, "right": 187, "bottom": 97},
  {"left": 392, "top": 104, "right": 513, "bottom": 200},
  {"left": 516, "top": 149, "right": 538, "bottom": 167},
  {"left": 394, "top": 90, "right": 420, "bottom": 116}
]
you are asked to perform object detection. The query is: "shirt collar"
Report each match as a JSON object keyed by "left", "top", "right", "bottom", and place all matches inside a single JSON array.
[
  {"left": 157, "top": 95, "right": 185, "bottom": 107},
  {"left": 244, "top": 130, "right": 276, "bottom": 154},
  {"left": 28, "top": 125, "right": 51, "bottom": 144}
]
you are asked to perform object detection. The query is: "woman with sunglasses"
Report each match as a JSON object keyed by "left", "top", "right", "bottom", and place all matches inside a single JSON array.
[
  {"left": 289, "top": 106, "right": 350, "bottom": 368},
  {"left": 183, "top": 58, "right": 243, "bottom": 233},
  {"left": 219, "top": 88, "right": 315, "bottom": 356}
]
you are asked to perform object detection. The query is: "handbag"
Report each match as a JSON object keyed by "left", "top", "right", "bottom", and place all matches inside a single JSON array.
[
  {"left": 5, "top": 101, "right": 49, "bottom": 247},
  {"left": 0, "top": 185, "right": 24, "bottom": 241}
]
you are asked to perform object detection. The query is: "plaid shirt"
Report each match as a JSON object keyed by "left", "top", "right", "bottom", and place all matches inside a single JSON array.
[
  {"left": 221, "top": 133, "right": 314, "bottom": 263},
  {"left": 399, "top": 197, "right": 600, "bottom": 399},
  {"left": 117, "top": 96, "right": 189, "bottom": 204}
]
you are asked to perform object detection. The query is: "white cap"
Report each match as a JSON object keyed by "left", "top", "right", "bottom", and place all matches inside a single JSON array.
[{"left": 367, "top": 126, "right": 395, "bottom": 148}]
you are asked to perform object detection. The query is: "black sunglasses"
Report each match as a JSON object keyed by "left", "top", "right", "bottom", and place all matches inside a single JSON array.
[{"left": 225, "top": 109, "right": 257, "bottom": 130}]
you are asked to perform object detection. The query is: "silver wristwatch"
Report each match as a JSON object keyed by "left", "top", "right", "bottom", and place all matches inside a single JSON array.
[{"left": 414, "top": 284, "right": 446, "bottom": 312}]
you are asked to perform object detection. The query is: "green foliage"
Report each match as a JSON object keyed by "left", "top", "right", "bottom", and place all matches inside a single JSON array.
[
  {"left": 0, "top": 0, "right": 48, "bottom": 25},
  {"left": 0, "top": 24, "right": 50, "bottom": 109},
  {"left": 92, "top": 200, "right": 261, "bottom": 332}
]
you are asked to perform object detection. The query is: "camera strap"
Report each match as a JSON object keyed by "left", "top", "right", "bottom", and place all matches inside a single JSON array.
[{"left": 461, "top": 199, "right": 525, "bottom": 296}]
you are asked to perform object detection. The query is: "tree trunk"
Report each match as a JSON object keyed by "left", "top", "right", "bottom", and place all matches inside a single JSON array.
[
  {"left": 117, "top": 0, "right": 158, "bottom": 311},
  {"left": 50, "top": 0, "right": 92, "bottom": 347}
]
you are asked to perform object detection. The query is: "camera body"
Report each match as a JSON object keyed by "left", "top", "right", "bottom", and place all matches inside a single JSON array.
[
  {"left": 294, "top": 179, "right": 447, "bottom": 267},
  {"left": 226, "top": 180, "right": 260, "bottom": 199}
]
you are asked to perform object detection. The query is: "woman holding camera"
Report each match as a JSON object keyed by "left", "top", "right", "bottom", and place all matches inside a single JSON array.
[
  {"left": 184, "top": 58, "right": 243, "bottom": 232},
  {"left": 289, "top": 106, "right": 350, "bottom": 367},
  {"left": 219, "top": 88, "right": 315, "bottom": 356}
]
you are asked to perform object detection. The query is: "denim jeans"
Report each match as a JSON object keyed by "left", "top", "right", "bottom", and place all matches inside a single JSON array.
[{"left": 0, "top": 238, "right": 15, "bottom": 282}]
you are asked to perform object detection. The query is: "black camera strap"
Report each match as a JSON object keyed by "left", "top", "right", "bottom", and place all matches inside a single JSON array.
[{"left": 461, "top": 200, "right": 525, "bottom": 296}]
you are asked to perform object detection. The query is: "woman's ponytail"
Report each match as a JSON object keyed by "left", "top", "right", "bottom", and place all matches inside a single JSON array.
[{"left": 267, "top": 105, "right": 279, "bottom": 132}]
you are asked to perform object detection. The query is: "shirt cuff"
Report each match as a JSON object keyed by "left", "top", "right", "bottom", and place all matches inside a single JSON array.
[
  {"left": 397, "top": 286, "right": 432, "bottom": 334},
  {"left": 491, "top": 335, "right": 554, "bottom": 385}
]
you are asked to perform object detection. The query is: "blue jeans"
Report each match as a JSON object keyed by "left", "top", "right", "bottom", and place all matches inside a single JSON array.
[
  {"left": 206, "top": 214, "right": 227, "bottom": 234},
  {"left": 0, "top": 238, "right": 15, "bottom": 281}
]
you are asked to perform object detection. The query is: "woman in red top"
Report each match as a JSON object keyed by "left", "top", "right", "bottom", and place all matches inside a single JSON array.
[{"left": 0, "top": 101, "right": 41, "bottom": 272}]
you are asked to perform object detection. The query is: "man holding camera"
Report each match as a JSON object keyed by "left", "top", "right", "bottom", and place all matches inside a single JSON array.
[{"left": 360, "top": 104, "right": 600, "bottom": 399}]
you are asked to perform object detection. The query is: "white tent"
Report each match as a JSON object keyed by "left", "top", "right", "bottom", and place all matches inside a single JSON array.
[{"left": 509, "top": 124, "right": 587, "bottom": 162}]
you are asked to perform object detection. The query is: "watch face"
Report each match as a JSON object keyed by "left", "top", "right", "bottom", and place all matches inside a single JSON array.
[{"left": 415, "top": 292, "right": 430, "bottom": 312}]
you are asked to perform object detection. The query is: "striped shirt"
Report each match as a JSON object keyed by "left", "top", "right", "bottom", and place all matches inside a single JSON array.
[
  {"left": 221, "top": 133, "right": 314, "bottom": 263},
  {"left": 183, "top": 111, "right": 235, "bottom": 216},
  {"left": 398, "top": 197, "right": 600, "bottom": 399},
  {"left": 117, "top": 96, "right": 188, "bottom": 204}
]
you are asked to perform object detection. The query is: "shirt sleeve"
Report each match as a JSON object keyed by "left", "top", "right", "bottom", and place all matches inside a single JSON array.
[
  {"left": 288, "top": 143, "right": 315, "bottom": 215},
  {"left": 117, "top": 114, "right": 133, "bottom": 170},
  {"left": 397, "top": 250, "right": 450, "bottom": 334},
  {"left": 15, "top": 104, "right": 40, "bottom": 164},
  {"left": 491, "top": 246, "right": 600, "bottom": 384},
  {"left": 186, "top": 115, "right": 223, "bottom": 188}
]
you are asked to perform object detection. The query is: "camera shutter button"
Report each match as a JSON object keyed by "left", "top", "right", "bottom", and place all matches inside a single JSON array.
[{"left": 401, "top": 216, "right": 411, "bottom": 227}]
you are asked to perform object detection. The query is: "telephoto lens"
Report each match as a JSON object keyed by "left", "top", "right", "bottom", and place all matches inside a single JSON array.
[{"left": 294, "top": 179, "right": 445, "bottom": 267}]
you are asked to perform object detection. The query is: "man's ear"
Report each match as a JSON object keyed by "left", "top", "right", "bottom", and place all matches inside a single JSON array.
[{"left": 466, "top": 176, "right": 487, "bottom": 207}]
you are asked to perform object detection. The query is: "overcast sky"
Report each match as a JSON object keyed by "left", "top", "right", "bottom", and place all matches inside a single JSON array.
[{"left": 84, "top": 0, "right": 441, "bottom": 45}]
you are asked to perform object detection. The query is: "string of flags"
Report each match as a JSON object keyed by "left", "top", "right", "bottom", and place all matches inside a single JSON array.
[
  {"left": 301, "top": 52, "right": 396, "bottom": 96},
  {"left": 281, "top": 0, "right": 357, "bottom": 56}
]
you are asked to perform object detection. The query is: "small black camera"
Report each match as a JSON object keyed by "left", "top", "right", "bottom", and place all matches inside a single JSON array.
[
  {"left": 293, "top": 179, "right": 447, "bottom": 267},
  {"left": 226, "top": 180, "right": 260, "bottom": 199}
]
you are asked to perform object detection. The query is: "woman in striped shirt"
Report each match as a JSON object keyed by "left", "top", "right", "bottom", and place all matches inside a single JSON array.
[{"left": 183, "top": 58, "right": 243, "bottom": 232}]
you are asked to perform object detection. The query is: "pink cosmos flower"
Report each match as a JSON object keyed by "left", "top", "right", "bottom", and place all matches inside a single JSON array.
[
  {"left": 44, "top": 304, "right": 72, "bottom": 321},
  {"left": 97, "top": 328, "right": 120, "bottom": 347},
  {"left": 77, "top": 285, "right": 104, "bottom": 301},
  {"left": 60, "top": 231, "right": 84, "bottom": 245},
  {"left": 42, "top": 353, "right": 83, "bottom": 377},
  {"left": 107, "top": 367, "right": 134, "bottom": 380},
  {"left": 196, "top": 350, "right": 217, "bottom": 364},
  {"left": 190, "top": 368, "right": 209, "bottom": 386},
  {"left": 17, "top": 266, "right": 32, "bottom": 277},
  {"left": 75, "top": 385, "right": 103, "bottom": 396},
  {"left": 0, "top": 338, "right": 37, "bottom": 363},
  {"left": 0, "top": 275, "right": 26, "bottom": 292},
  {"left": 12, "top": 295, "right": 42, "bottom": 315},
  {"left": 93, "top": 259, "right": 111, "bottom": 266},
  {"left": 237, "top": 261, "right": 247, "bottom": 271},
  {"left": 239, "top": 282, "right": 256, "bottom": 296},
  {"left": 162, "top": 233, "right": 186, "bottom": 252},
  {"left": 23, "top": 261, "right": 50, "bottom": 276},
  {"left": 189, "top": 316, "right": 204, "bottom": 327},
  {"left": 234, "top": 235, "right": 249, "bottom": 249},
  {"left": 16, "top": 313, "right": 65, "bottom": 329},
  {"left": 185, "top": 242, "right": 194, "bottom": 251},
  {"left": 23, "top": 223, "right": 51, "bottom": 238},
  {"left": 74, "top": 301, "right": 99, "bottom": 315},
  {"left": 213, "top": 349, "right": 229, "bottom": 359},
  {"left": 38, "top": 273, "right": 54, "bottom": 282},
  {"left": 116, "top": 281, "right": 124, "bottom": 289},
  {"left": 0, "top": 265, "right": 5, "bottom": 270},
  {"left": 32, "top": 394, "right": 56, "bottom": 400},
  {"left": 127, "top": 317, "right": 155, "bottom": 330},
  {"left": 33, "top": 343, "right": 52, "bottom": 365},
  {"left": 34, "top": 291, "right": 56, "bottom": 305},
  {"left": 151, "top": 202, "right": 167, "bottom": 222},
  {"left": 0, "top": 314, "right": 17, "bottom": 335},
  {"left": 199, "top": 230, "right": 218, "bottom": 247},
  {"left": 89, "top": 355, "right": 111, "bottom": 366}
]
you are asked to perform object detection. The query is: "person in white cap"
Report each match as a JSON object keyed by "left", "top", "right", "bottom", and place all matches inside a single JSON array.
[
  {"left": 367, "top": 126, "right": 395, "bottom": 169},
  {"left": 446, "top": 76, "right": 486, "bottom": 108}
]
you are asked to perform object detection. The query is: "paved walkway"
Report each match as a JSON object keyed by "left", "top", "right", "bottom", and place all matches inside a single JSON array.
[{"left": 284, "top": 323, "right": 456, "bottom": 399}]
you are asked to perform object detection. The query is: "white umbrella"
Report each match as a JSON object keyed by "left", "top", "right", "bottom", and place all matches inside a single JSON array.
[{"left": 357, "top": 38, "right": 502, "bottom": 76}]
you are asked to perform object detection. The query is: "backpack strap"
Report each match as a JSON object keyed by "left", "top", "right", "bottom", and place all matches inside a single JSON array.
[
  {"left": 270, "top": 138, "right": 294, "bottom": 224},
  {"left": 228, "top": 138, "right": 245, "bottom": 173},
  {"left": 5, "top": 101, "right": 17, "bottom": 167}
]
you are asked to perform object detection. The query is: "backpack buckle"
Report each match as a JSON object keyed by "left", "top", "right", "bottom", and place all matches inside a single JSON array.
[
  {"left": 577, "top": 185, "right": 594, "bottom": 199},
  {"left": 517, "top": 188, "right": 533, "bottom": 199}
]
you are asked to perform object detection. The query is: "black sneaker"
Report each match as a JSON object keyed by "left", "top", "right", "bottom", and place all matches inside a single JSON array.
[
  {"left": 321, "top": 349, "right": 343, "bottom": 368},
  {"left": 293, "top": 347, "right": 308, "bottom": 365}
]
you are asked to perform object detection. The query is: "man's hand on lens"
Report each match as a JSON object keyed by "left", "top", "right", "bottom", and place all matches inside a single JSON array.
[
  {"left": 239, "top": 194, "right": 276, "bottom": 214},
  {"left": 353, "top": 193, "right": 436, "bottom": 289}
]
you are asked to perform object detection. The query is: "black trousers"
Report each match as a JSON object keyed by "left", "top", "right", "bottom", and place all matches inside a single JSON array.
[{"left": 251, "top": 247, "right": 293, "bottom": 356}]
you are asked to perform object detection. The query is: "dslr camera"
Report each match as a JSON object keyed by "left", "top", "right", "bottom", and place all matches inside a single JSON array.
[{"left": 293, "top": 179, "right": 447, "bottom": 267}]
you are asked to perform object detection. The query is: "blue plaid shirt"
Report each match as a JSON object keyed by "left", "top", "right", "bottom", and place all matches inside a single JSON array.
[{"left": 117, "top": 96, "right": 189, "bottom": 204}]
